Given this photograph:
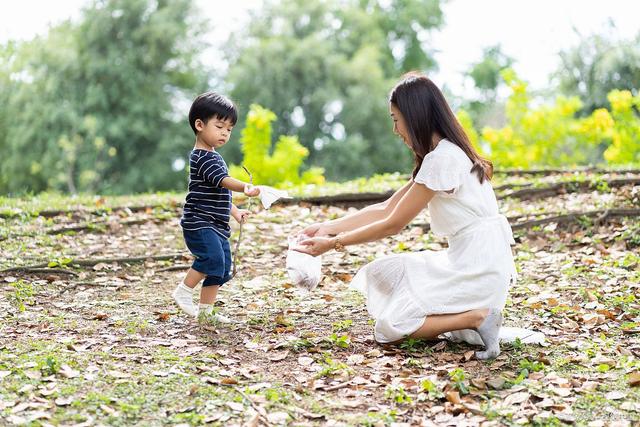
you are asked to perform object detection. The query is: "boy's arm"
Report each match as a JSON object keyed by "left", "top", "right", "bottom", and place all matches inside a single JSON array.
[{"left": 220, "top": 176, "right": 248, "bottom": 193}]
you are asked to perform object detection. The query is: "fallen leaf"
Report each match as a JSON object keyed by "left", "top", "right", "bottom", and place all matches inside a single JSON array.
[
  {"left": 298, "top": 356, "right": 314, "bottom": 366},
  {"left": 226, "top": 401, "right": 244, "bottom": 411},
  {"left": 629, "top": 371, "right": 640, "bottom": 387},
  {"left": 59, "top": 365, "right": 80, "bottom": 379},
  {"left": 605, "top": 391, "right": 627, "bottom": 400},
  {"left": 445, "top": 391, "right": 460, "bottom": 404},
  {"left": 504, "top": 391, "right": 530, "bottom": 406},
  {"left": 269, "top": 351, "right": 289, "bottom": 362}
]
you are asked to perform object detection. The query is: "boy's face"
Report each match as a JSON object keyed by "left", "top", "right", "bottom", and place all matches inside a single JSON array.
[{"left": 195, "top": 116, "right": 235, "bottom": 149}]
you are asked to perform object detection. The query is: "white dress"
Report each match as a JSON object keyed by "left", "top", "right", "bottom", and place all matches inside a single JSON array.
[{"left": 350, "top": 139, "right": 517, "bottom": 343}]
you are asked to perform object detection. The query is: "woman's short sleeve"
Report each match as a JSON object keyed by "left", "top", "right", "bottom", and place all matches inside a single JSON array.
[{"left": 414, "top": 152, "right": 464, "bottom": 193}]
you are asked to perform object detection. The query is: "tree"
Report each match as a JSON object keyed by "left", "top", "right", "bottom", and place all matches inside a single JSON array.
[
  {"left": 222, "top": 0, "right": 444, "bottom": 181},
  {"left": 463, "top": 45, "right": 513, "bottom": 127},
  {"left": 0, "top": 0, "right": 210, "bottom": 194},
  {"left": 555, "top": 30, "right": 640, "bottom": 114}
]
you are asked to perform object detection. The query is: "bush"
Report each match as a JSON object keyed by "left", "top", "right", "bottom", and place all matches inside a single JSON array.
[
  {"left": 463, "top": 69, "right": 640, "bottom": 168},
  {"left": 228, "top": 104, "right": 324, "bottom": 186}
]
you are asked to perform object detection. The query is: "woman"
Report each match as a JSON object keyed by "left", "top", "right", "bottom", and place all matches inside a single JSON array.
[{"left": 295, "top": 72, "right": 517, "bottom": 360}]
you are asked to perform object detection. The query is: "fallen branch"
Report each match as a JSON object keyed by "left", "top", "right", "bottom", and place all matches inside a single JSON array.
[
  {"left": 500, "top": 177, "right": 640, "bottom": 201},
  {"left": 416, "top": 208, "right": 640, "bottom": 233},
  {"left": 46, "top": 217, "right": 159, "bottom": 235},
  {"left": 509, "top": 208, "right": 640, "bottom": 231},
  {"left": 230, "top": 386, "right": 271, "bottom": 426},
  {"left": 156, "top": 265, "right": 191, "bottom": 272},
  {"left": 0, "top": 203, "right": 181, "bottom": 219},
  {"left": 0, "top": 253, "right": 188, "bottom": 273},
  {"left": 494, "top": 167, "right": 640, "bottom": 176},
  {"left": 2, "top": 268, "right": 80, "bottom": 277},
  {"left": 280, "top": 191, "right": 396, "bottom": 207},
  {"left": 277, "top": 176, "right": 639, "bottom": 207}
]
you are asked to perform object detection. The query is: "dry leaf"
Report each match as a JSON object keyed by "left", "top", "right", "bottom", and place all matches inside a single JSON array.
[
  {"left": 445, "top": 391, "right": 461, "bottom": 404},
  {"left": 629, "top": 371, "right": 640, "bottom": 387}
]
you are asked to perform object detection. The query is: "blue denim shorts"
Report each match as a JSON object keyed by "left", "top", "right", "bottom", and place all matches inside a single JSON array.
[{"left": 183, "top": 228, "right": 232, "bottom": 287}]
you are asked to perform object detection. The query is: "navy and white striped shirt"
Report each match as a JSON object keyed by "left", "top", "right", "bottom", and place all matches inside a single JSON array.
[{"left": 180, "top": 149, "right": 232, "bottom": 238}]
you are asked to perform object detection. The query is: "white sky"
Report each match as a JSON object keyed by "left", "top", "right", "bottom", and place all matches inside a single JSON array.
[{"left": 0, "top": 0, "right": 638, "bottom": 96}]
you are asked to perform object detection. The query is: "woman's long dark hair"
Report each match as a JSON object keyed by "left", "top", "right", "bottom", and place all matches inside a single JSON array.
[{"left": 389, "top": 72, "right": 493, "bottom": 183}]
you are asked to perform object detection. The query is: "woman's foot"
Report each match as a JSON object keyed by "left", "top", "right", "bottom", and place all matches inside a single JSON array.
[{"left": 473, "top": 308, "right": 502, "bottom": 360}]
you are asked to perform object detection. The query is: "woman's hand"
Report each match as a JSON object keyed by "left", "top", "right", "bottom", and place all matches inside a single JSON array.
[
  {"left": 244, "top": 184, "right": 260, "bottom": 197},
  {"left": 232, "top": 208, "right": 251, "bottom": 224},
  {"left": 294, "top": 236, "right": 334, "bottom": 256},
  {"left": 301, "top": 222, "right": 329, "bottom": 237}
]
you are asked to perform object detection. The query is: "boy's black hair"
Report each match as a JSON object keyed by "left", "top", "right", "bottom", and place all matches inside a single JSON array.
[{"left": 188, "top": 92, "right": 237, "bottom": 134}]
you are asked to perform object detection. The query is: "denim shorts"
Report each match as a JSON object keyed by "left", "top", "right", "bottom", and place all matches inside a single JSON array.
[{"left": 183, "top": 228, "right": 232, "bottom": 287}]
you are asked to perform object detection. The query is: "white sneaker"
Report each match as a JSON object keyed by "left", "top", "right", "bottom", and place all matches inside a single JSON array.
[
  {"left": 172, "top": 283, "right": 198, "bottom": 317},
  {"left": 198, "top": 305, "right": 234, "bottom": 325}
]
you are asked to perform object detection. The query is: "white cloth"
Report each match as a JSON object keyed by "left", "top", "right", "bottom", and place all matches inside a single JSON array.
[
  {"left": 350, "top": 139, "right": 519, "bottom": 343},
  {"left": 257, "top": 185, "right": 291, "bottom": 209}
]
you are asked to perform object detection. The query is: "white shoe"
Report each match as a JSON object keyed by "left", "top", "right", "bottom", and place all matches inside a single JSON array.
[
  {"left": 198, "top": 308, "right": 234, "bottom": 325},
  {"left": 172, "top": 283, "right": 198, "bottom": 317}
]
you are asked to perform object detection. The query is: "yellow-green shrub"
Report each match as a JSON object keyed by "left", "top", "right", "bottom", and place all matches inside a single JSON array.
[
  {"left": 229, "top": 104, "right": 324, "bottom": 186},
  {"left": 471, "top": 69, "right": 640, "bottom": 168}
]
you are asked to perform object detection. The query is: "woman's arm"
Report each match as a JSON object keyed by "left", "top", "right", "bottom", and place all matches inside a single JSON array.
[
  {"left": 297, "top": 182, "right": 434, "bottom": 255},
  {"left": 311, "top": 179, "right": 414, "bottom": 236}
]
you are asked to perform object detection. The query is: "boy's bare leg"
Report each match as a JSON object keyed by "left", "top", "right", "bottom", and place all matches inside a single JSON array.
[
  {"left": 184, "top": 268, "right": 206, "bottom": 288},
  {"left": 200, "top": 285, "right": 219, "bottom": 304},
  {"left": 198, "top": 285, "right": 232, "bottom": 324}
]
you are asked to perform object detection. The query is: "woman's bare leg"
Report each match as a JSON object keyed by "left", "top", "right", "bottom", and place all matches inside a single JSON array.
[
  {"left": 409, "top": 309, "right": 488, "bottom": 340},
  {"left": 407, "top": 308, "right": 502, "bottom": 360}
]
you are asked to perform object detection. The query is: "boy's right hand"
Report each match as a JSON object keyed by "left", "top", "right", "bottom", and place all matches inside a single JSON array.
[{"left": 244, "top": 184, "right": 260, "bottom": 197}]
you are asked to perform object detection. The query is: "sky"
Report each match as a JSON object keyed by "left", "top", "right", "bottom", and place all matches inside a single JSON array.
[{"left": 0, "top": 0, "right": 638, "bottom": 96}]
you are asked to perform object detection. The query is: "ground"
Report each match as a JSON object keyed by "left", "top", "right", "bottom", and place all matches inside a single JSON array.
[{"left": 1, "top": 170, "right": 639, "bottom": 426}]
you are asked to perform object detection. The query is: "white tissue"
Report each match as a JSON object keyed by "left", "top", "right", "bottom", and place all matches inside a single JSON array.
[
  {"left": 257, "top": 185, "right": 291, "bottom": 209},
  {"left": 286, "top": 234, "right": 322, "bottom": 291}
]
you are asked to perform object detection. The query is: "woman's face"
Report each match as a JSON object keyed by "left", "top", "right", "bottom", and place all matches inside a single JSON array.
[{"left": 389, "top": 103, "right": 411, "bottom": 148}]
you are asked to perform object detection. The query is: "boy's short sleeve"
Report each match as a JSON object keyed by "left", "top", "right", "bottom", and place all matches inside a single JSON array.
[
  {"left": 196, "top": 154, "right": 228, "bottom": 187},
  {"left": 414, "top": 152, "right": 465, "bottom": 193}
]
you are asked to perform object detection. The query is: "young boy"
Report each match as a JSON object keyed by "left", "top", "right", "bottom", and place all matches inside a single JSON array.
[{"left": 172, "top": 92, "right": 260, "bottom": 323}]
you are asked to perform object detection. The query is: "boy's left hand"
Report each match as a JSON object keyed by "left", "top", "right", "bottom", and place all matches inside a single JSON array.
[
  {"left": 233, "top": 209, "right": 251, "bottom": 224},
  {"left": 244, "top": 184, "right": 260, "bottom": 197}
]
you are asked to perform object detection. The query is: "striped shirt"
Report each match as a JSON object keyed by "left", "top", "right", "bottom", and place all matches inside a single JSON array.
[{"left": 180, "top": 149, "right": 232, "bottom": 238}]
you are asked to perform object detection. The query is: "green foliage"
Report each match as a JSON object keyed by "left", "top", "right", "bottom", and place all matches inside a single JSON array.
[
  {"left": 228, "top": 104, "right": 324, "bottom": 186},
  {"left": 420, "top": 379, "right": 444, "bottom": 400},
  {"left": 0, "top": 0, "right": 210, "bottom": 194},
  {"left": 448, "top": 368, "right": 469, "bottom": 395},
  {"left": 384, "top": 385, "right": 412, "bottom": 404},
  {"left": 9, "top": 280, "right": 35, "bottom": 313},
  {"left": 223, "top": 0, "right": 443, "bottom": 180},
  {"left": 331, "top": 319, "right": 353, "bottom": 332},
  {"left": 556, "top": 30, "right": 640, "bottom": 114},
  {"left": 316, "top": 353, "right": 352, "bottom": 378},
  {"left": 327, "top": 333, "right": 350, "bottom": 349},
  {"left": 474, "top": 69, "right": 640, "bottom": 168},
  {"left": 463, "top": 45, "right": 514, "bottom": 126}
]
